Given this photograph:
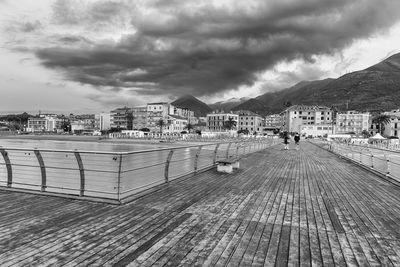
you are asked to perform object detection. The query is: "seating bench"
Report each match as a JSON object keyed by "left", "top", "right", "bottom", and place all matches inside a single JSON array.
[{"left": 216, "top": 157, "right": 240, "bottom": 173}]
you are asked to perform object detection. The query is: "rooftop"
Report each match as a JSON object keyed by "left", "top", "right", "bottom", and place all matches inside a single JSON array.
[
  {"left": 1, "top": 142, "right": 399, "bottom": 265},
  {"left": 284, "top": 105, "right": 331, "bottom": 112}
]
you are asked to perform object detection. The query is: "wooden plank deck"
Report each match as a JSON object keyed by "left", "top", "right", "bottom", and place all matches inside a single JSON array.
[{"left": 0, "top": 141, "right": 400, "bottom": 266}]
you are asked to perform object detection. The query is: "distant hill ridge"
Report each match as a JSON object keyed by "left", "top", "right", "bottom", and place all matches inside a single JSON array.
[
  {"left": 171, "top": 95, "right": 212, "bottom": 117},
  {"left": 173, "top": 52, "right": 400, "bottom": 117}
]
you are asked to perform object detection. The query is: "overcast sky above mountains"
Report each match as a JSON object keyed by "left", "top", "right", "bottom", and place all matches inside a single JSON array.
[{"left": 1, "top": 0, "right": 400, "bottom": 114}]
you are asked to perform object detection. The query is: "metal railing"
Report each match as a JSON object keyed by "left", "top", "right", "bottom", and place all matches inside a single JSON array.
[
  {"left": 318, "top": 141, "right": 400, "bottom": 183},
  {"left": 0, "top": 138, "right": 278, "bottom": 203}
]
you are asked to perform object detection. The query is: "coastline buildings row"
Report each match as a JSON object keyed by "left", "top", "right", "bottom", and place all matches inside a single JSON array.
[{"left": 22, "top": 103, "right": 400, "bottom": 138}]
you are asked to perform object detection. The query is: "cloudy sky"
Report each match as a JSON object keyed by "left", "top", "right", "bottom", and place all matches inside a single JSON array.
[{"left": 1, "top": 0, "right": 400, "bottom": 114}]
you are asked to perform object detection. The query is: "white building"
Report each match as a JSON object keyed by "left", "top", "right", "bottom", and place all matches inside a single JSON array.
[
  {"left": 265, "top": 114, "right": 283, "bottom": 127},
  {"left": 336, "top": 111, "right": 371, "bottom": 135},
  {"left": 165, "top": 115, "right": 188, "bottom": 133},
  {"left": 95, "top": 112, "right": 111, "bottom": 131},
  {"left": 27, "top": 116, "right": 61, "bottom": 132},
  {"left": 206, "top": 112, "right": 239, "bottom": 132},
  {"left": 282, "top": 105, "right": 332, "bottom": 133},
  {"left": 300, "top": 124, "right": 334, "bottom": 137}
]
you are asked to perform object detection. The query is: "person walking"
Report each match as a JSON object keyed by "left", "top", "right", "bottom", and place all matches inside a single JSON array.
[
  {"left": 283, "top": 132, "right": 290, "bottom": 150},
  {"left": 294, "top": 133, "right": 300, "bottom": 150}
]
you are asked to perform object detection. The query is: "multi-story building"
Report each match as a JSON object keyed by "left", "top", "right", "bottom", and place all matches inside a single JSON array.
[
  {"left": 281, "top": 105, "right": 332, "bottom": 133},
  {"left": 374, "top": 110, "right": 400, "bottom": 137},
  {"left": 27, "top": 115, "right": 63, "bottom": 132},
  {"left": 27, "top": 117, "right": 47, "bottom": 132},
  {"left": 173, "top": 106, "right": 197, "bottom": 124},
  {"left": 265, "top": 114, "right": 283, "bottom": 127},
  {"left": 165, "top": 115, "right": 188, "bottom": 133},
  {"left": 110, "top": 107, "right": 133, "bottom": 130},
  {"left": 206, "top": 112, "right": 239, "bottom": 132},
  {"left": 70, "top": 118, "right": 96, "bottom": 134},
  {"left": 383, "top": 116, "right": 400, "bottom": 137},
  {"left": 146, "top": 102, "right": 175, "bottom": 133},
  {"left": 95, "top": 112, "right": 111, "bottom": 131},
  {"left": 131, "top": 106, "right": 147, "bottom": 130},
  {"left": 335, "top": 111, "right": 371, "bottom": 135},
  {"left": 300, "top": 124, "right": 334, "bottom": 137},
  {"left": 236, "top": 110, "right": 263, "bottom": 134}
]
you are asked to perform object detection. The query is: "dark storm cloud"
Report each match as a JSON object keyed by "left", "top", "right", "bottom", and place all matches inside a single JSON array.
[{"left": 36, "top": 0, "right": 400, "bottom": 97}]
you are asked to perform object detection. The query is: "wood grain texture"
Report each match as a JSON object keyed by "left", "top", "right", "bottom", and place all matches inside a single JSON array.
[{"left": 0, "top": 142, "right": 399, "bottom": 266}]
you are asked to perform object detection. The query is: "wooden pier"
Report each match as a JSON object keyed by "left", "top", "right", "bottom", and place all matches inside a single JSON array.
[{"left": 0, "top": 142, "right": 399, "bottom": 266}]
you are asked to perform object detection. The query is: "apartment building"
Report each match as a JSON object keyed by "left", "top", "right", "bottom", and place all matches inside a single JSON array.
[
  {"left": 282, "top": 105, "right": 332, "bottom": 133},
  {"left": 95, "top": 112, "right": 111, "bottom": 131},
  {"left": 265, "top": 114, "right": 283, "bottom": 127},
  {"left": 110, "top": 107, "right": 133, "bottom": 130},
  {"left": 27, "top": 115, "right": 63, "bottom": 132},
  {"left": 27, "top": 117, "right": 47, "bottom": 132},
  {"left": 336, "top": 111, "right": 371, "bottom": 134},
  {"left": 236, "top": 110, "right": 263, "bottom": 134},
  {"left": 165, "top": 115, "right": 188, "bottom": 133},
  {"left": 131, "top": 106, "right": 147, "bottom": 130},
  {"left": 173, "top": 106, "right": 197, "bottom": 124},
  {"left": 146, "top": 102, "right": 175, "bottom": 133},
  {"left": 206, "top": 112, "right": 239, "bottom": 132}
]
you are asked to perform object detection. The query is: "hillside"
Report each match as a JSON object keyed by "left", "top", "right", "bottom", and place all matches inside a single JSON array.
[
  {"left": 235, "top": 53, "right": 400, "bottom": 115},
  {"left": 209, "top": 97, "right": 250, "bottom": 112},
  {"left": 171, "top": 95, "right": 212, "bottom": 117}
]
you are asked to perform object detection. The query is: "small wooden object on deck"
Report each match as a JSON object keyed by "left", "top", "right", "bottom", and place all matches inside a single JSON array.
[{"left": 216, "top": 157, "right": 240, "bottom": 173}]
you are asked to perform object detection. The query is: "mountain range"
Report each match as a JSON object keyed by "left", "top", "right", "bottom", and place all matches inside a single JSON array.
[{"left": 173, "top": 52, "right": 400, "bottom": 116}]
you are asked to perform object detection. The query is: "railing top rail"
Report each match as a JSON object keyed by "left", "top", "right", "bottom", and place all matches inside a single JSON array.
[
  {"left": 333, "top": 141, "right": 400, "bottom": 154},
  {"left": 0, "top": 140, "right": 255, "bottom": 155}
]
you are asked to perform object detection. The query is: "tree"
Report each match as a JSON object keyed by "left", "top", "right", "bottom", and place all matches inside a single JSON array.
[
  {"left": 139, "top": 127, "right": 150, "bottom": 132},
  {"left": 223, "top": 117, "right": 237, "bottom": 130},
  {"left": 237, "top": 129, "right": 249, "bottom": 135},
  {"left": 372, "top": 115, "right": 391, "bottom": 135},
  {"left": 361, "top": 129, "right": 371, "bottom": 138},
  {"left": 156, "top": 119, "right": 168, "bottom": 134},
  {"left": 126, "top": 112, "right": 134, "bottom": 130},
  {"left": 184, "top": 123, "right": 194, "bottom": 133}
]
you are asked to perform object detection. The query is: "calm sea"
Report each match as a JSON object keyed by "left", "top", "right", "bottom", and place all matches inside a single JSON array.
[{"left": 0, "top": 138, "right": 165, "bottom": 152}]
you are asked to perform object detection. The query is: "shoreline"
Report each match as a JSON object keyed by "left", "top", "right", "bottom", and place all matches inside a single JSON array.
[{"left": 0, "top": 134, "right": 218, "bottom": 148}]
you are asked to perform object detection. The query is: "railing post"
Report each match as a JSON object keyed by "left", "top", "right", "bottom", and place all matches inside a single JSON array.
[
  {"left": 34, "top": 148, "right": 46, "bottom": 192},
  {"left": 213, "top": 144, "right": 220, "bottom": 164},
  {"left": 0, "top": 148, "right": 12, "bottom": 187},
  {"left": 194, "top": 146, "right": 203, "bottom": 173},
  {"left": 74, "top": 150, "right": 85, "bottom": 197},
  {"left": 226, "top": 142, "right": 232, "bottom": 159},
  {"left": 164, "top": 149, "right": 174, "bottom": 183},
  {"left": 117, "top": 154, "right": 123, "bottom": 200}
]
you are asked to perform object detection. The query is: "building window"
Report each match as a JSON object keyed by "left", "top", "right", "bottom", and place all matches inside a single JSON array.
[{"left": 395, "top": 123, "right": 398, "bottom": 129}]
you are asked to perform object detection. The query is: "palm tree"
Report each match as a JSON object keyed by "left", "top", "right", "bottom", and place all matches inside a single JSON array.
[
  {"left": 372, "top": 115, "right": 391, "bottom": 135},
  {"left": 184, "top": 123, "right": 194, "bottom": 133},
  {"left": 156, "top": 119, "right": 167, "bottom": 134},
  {"left": 223, "top": 117, "right": 237, "bottom": 130}
]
